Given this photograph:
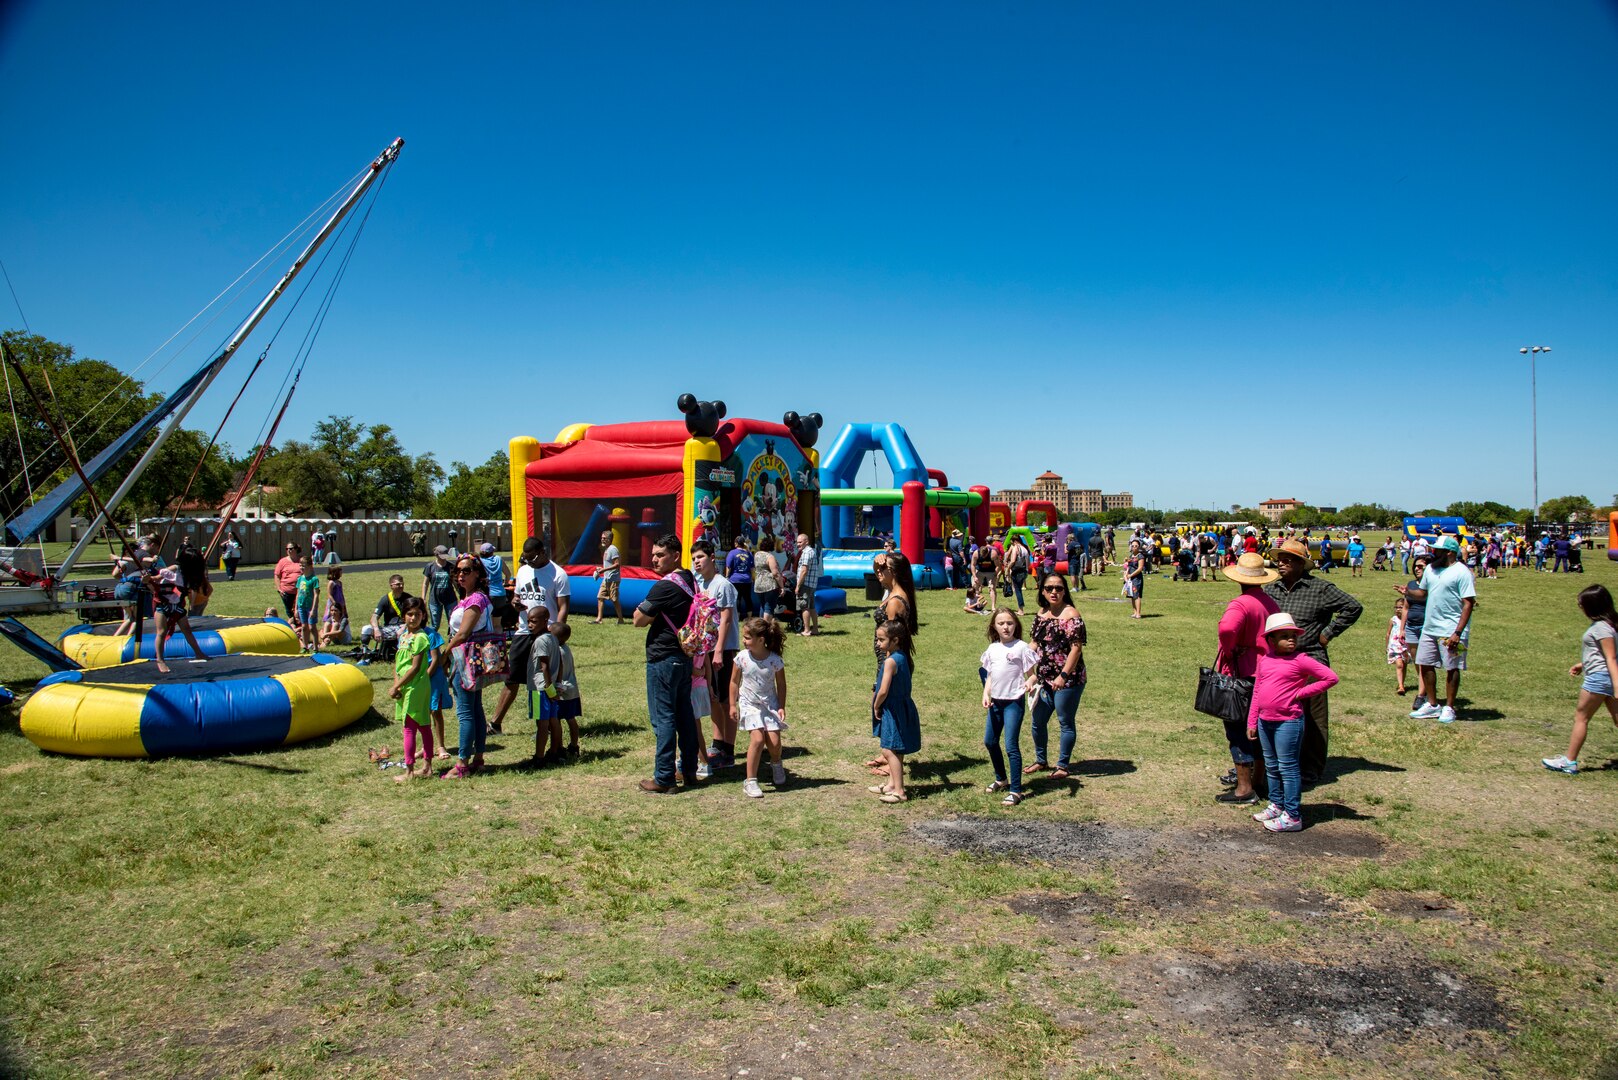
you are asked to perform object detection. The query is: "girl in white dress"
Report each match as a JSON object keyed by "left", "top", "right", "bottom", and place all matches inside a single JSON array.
[{"left": 732, "top": 616, "right": 788, "bottom": 799}]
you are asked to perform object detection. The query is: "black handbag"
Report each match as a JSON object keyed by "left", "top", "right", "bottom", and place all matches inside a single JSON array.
[{"left": 1195, "top": 649, "right": 1253, "bottom": 724}]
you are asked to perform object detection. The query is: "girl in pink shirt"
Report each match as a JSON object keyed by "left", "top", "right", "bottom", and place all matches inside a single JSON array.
[{"left": 1248, "top": 613, "right": 1339, "bottom": 832}]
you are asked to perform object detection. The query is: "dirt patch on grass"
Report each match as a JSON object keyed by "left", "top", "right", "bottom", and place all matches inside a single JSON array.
[
  {"left": 1249, "top": 886, "right": 1343, "bottom": 918},
  {"left": 1177, "top": 823, "right": 1386, "bottom": 860},
  {"left": 0, "top": 760, "right": 41, "bottom": 776},
  {"left": 1371, "top": 891, "right": 1466, "bottom": 922},
  {"left": 909, "top": 816, "right": 1164, "bottom": 863},
  {"left": 1118, "top": 955, "right": 1505, "bottom": 1048}
]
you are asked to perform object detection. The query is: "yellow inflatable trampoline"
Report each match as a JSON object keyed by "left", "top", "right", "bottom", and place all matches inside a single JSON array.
[
  {"left": 21, "top": 653, "right": 373, "bottom": 758},
  {"left": 58, "top": 615, "right": 301, "bottom": 669}
]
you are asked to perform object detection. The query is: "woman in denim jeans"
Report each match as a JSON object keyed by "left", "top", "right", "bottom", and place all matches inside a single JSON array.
[
  {"left": 1025, "top": 573, "right": 1087, "bottom": 781},
  {"left": 441, "top": 556, "right": 493, "bottom": 779}
]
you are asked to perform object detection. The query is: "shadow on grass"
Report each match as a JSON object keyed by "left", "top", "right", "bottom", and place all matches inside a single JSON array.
[
  {"left": 581, "top": 719, "right": 644, "bottom": 737},
  {"left": 1319, "top": 756, "right": 1407, "bottom": 782},
  {"left": 1072, "top": 757, "right": 1137, "bottom": 777},
  {"left": 212, "top": 757, "right": 308, "bottom": 774},
  {"left": 908, "top": 752, "right": 984, "bottom": 791},
  {"left": 1304, "top": 802, "right": 1376, "bottom": 826}
]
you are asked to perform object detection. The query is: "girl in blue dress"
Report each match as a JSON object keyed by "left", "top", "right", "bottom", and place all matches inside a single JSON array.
[{"left": 870, "top": 618, "right": 920, "bottom": 803}]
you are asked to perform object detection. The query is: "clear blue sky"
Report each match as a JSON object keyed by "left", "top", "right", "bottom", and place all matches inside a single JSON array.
[{"left": 3, "top": 1, "right": 1614, "bottom": 514}]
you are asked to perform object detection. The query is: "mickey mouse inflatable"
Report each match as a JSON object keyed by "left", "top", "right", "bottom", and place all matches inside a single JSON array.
[
  {"left": 677, "top": 393, "right": 726, "bottom": 438},
  {"left": 782, "top": 411, "right": 823, "bottom": 449}
]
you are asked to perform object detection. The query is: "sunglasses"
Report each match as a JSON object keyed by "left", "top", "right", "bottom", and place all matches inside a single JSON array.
[
  {"left": 1041, "top": 585, "right": 1065, "bottom": 592},
  {"left": 455, "top": 566, "right": 477, "bottom": 575}
]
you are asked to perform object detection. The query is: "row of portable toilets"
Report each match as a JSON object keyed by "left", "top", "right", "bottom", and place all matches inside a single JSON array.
[{"left": 136, "top": 518, "right": 514, "bottom": 567}]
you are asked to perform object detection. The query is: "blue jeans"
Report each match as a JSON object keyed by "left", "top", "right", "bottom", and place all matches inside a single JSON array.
[
  {"left": 755, "top": 590, "right": 778, "bottom": 619},
  {"left": 646, "top": 654, "right": 699, "bottom": 787},
  {"left": 1010, "top": 571, "right": 1027, "bottom": 610},
  {"left": 452, "top": 658, "right": 487, "bottom": 762},
  {"left": 1029, "top": 684, "right": 1083, "bottom": 769},
  {"left": 1258, "top": 716, "right": 1304, "bottom": 819},
  {"left": 984, "top": 698, "right": 1026, "bottom": 793},
  {"left": 428, "top": 599, "right": 446, "bottom": 634}
]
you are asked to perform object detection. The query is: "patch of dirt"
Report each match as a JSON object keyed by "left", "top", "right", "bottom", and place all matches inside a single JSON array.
[
  {"left": 909, "top": 816, "right": 1164, "bottom": 863},
  {"left": 0, "top": 760, "right": 40, "bottom": 776},
  {"left": 1250, "top": 886, "right": 1343, "bottom": 918},
  {"left": 1119, "top": 955, "right": 1505, "bottom": 1048},
  {"left": 1372, "top": 891, "right": 1466, "bottom": 922},
  {"left": 1177, "top": 824, "right": 1386, "bottom": 860}
]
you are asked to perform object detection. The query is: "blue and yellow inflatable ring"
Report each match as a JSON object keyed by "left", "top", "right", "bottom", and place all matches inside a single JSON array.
[
  {"left": 20, "top": 653, "right": 372, "bottom": 758},
  {"left": 59, "top": 615, "right": 301, "bottom": 669}
]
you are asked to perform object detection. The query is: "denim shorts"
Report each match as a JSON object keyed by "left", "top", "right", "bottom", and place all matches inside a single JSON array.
[{"left": 1584, "top": 671, "right": 1615, "bottom": 697}]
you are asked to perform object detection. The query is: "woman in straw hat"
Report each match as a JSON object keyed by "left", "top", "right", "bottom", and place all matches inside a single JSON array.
[{"left": 1212, "top": 553, "right": 1281, "bottom": 805}]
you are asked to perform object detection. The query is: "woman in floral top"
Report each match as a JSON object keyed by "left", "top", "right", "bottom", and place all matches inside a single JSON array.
[{"left": 1025, "top": 572, "right": 1087, "bottom": 780}]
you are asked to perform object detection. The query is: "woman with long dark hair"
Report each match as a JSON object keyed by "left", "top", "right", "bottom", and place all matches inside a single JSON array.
[
  {"left": 442, "top": 556, "right": 493, "bottom": 779},
  {"left": 1024, "top": 573, "right": 1087, "bottom": 782}
]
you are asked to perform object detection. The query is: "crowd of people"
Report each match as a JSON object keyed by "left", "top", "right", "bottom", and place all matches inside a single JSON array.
[{"left": 106, "top": 511, "right": 1609, "bottom": 818}]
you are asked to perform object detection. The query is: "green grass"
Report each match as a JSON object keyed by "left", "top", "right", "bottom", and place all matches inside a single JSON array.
[{"left": 1, "top": 551, "right": 1616, "bottom": 1077}]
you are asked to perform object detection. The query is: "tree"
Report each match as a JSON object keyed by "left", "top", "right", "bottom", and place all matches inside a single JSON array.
[
  {"left": 260, "top": 415, "right": 442, "bottom": 516},
  {"left": 1444, "top": 500, "right": 1517, "bottom": 526},
  {"left": 127, "top": 428, "right": 237, "bottom": 519},
  {"left": 433, "top": 451, "right": 510, "bottom": 520},
  {"left": 1279, "top": 506, "right": 1324, "bottom": 528},
  {"left": 1337, "top": 503, "right": 1406, "bottom": 528},
  {"left": 260, "top": 440, "right": 353, "bottom": 515},
  {"left": 1537, "top": 494, "right": 1595, "bottom": 524}
]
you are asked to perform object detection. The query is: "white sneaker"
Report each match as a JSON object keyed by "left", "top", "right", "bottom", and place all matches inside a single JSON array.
[
  {"left": 771, "top": 762, "right": 787, "bottom": 786},
  {"left": 1264, "top": 811, "right": 1303, "bottom": 833},
  {"left": 1542, "top": 755, "right": 1579, "bottom": 774},
  {"left": 1437, "top": 705, "right": 1457, "bottom": 724},
  {"left": 695, "top": 759, "right": 711, "bottom": 781},
  {"left": 1409, "top": 703, "right": 1441, "bottom": 720},
  {"left": 1253, "top": 802, "right": 1283, "bottom": 822},
  {"left": 742, "top": 778, "right": 764, "bottom": 798}
]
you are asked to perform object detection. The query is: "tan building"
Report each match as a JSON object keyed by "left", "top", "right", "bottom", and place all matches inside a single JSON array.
[
  {"left": 1259, "top": 498, "right": 1304, "bottom": 523},
  {"left": 993, "top": 472, "right": 1133, "bottom": 517}
]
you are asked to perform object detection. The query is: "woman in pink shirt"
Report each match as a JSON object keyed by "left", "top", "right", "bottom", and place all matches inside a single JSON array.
[
  {"left": 274, "top": 543, "right": 304, "bottom": 620},
  {"left": 1249, "top": 613, "right": 1339, "bottom": 833},
  {"left": 1213, "top": 553, "right": 1281, "bottom": 806}
]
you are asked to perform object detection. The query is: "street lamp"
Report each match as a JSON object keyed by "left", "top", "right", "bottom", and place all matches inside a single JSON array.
[{"left": 1519, "top": 346, "right": 1550, "bottom": 520}]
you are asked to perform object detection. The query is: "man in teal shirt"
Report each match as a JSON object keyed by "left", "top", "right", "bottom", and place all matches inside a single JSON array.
[{"left": 1402, "top": 536, "right": 1476, "bottom": 724}]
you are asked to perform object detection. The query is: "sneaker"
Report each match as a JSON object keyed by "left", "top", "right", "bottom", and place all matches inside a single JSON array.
[
  {"left": 1409, "top": 703, "right": 1441, "bottom": 720},
  {"left": 1263, "top": 811, "right": 1303, "bottom": 833},
  {"left": 1437, "top": 705, "right": 1457, "bottom": 724},
  {"left": 695, "top": 759, "right": 711, "bottom": 781},
  {"left": 771, "top": 762, "right": 787, "bottom": 786},
  {"left": 742, "top": 778, "right": 764, "bottom": 798},
  {"left": 1253, "top": 802, "right": 1283, "bottom": 822},
  {"left": 1411, "top": 695, "right": 1427, "bottom": 711},
  {"left": 1542, "top": 755, "right": 1579, "bottom": 774}
]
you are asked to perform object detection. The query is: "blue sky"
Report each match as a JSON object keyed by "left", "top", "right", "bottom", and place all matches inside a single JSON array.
[{"left": 2, "top": 1, "right": 1614, "bottom": 514}]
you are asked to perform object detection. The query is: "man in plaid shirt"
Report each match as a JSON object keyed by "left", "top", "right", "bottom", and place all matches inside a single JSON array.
[
  {"left": 795, "top": 532, "right": 821, "bottom": 637},
  {"left": 1265, "top": 538, "right": 1364, "bottom": 783}
]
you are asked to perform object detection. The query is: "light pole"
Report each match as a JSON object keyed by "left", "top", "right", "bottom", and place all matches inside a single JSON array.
[{"left": 1519, "top": 346, "right": 1550, "bottom": 520}]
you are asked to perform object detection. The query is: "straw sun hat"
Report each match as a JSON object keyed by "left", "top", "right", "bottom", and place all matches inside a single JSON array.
[{"left": 1221, "top": 552, "right": 1280, "bottom": 586}]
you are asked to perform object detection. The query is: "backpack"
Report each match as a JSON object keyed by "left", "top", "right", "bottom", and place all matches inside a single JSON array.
[{"left": 661, "top": 571, "right": 719, "bottom": 657}]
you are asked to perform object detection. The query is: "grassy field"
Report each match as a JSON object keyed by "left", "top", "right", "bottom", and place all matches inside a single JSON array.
[{"left": 2, "top": 548, "right": 1617, "bottom": 1079}]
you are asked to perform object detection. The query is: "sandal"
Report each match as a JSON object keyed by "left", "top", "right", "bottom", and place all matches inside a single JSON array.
[
  {"left": 1050, "top": 768, "right": 1070, "bottom": 780},
  {"left": 867, "top": 784, "right": 892, "bottom": 795},
  {"left": 986, "top": 780, "right": 1009, "bottom": 793},
  {"left": 879, "top": 792, "right": 909, "bottom": 803},
  {"left": 440, "top": 763, "right": 470, "bottom": 780},
  {"left": 1002, "top": 792, "right": 1023, "bottom": 806},
  {"left": 864, "top": 757, "right": 885, "bottom": 769},
  {"left": 1023, "top": 762, "right": 1050, "bottom": 775}
]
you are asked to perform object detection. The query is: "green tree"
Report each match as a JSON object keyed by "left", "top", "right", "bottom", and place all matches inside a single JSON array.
[
  {"left": 1444, "top": 500, "right": 1517, "bottom": 526},
  {"left": 260, "top": 440, "right": 353, "bottom": 515},
  {"left": 127, "top": 428, "right": 237, "bottom": 519},
  {"left": 1537, "top": 494, "right": 1595, "bottom": 524},
  {"left": 1279, "top": 506, "right": 1323, "bottom": 528},
  {"left": 433, "top": 451, "right": 510, "bottom": 520}
]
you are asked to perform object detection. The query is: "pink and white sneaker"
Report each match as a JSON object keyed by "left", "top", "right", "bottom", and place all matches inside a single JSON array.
[
  {"left": 1252, "top": 803, "right": 1283, "bottom": 823},
  {"left": 1263, "top": 811, "right": 1303, "bottom": 833}
]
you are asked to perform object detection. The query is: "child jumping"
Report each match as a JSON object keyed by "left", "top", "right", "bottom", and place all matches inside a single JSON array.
[
  {"left": 870, "top": 618, "right": 920, "bottom": 804},
  {"left": 1543, "top": 584, "right": 1618, "bottom": 774},
  {"left": 390, "top": 597, "right": 434, "bottom": 779},
  {"left": 1248, "top": 613, "right": 1339, "bottom": 832},
  {"left": 981, "top": 607, "right": 1038, "bottom": 807},
  {"left": 732, "top": 616, "right": 788, "bottom": 799}
]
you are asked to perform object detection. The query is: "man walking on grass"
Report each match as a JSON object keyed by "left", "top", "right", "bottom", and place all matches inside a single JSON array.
[
  {"left": 1400, "top": 536, "right": 1475, "bottom": 725},
  {"left": 1265, "top": 538, "right": 1364, "bottom": 783}
]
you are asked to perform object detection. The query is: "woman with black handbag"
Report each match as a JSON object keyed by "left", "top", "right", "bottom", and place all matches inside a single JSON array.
[{"left": 1210, "top": 553, "right": 1281, "bottom": 805}]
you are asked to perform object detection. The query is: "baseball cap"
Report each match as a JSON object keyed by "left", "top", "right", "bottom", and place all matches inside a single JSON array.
[
  {"left": 478, "top": 542, "right": 496, "bottom": 556},
  {"left": 433, "top": 544, "right": 450, "bottom": 556},
  {"left": 1433, "top": 536, "right": 1460, "bottom": 553}
]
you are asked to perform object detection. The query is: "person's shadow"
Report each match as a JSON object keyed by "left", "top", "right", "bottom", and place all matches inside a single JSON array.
[
  {"left": 908, "top": 752, "right": 983, "bottom": 792},
  {"left": 1323, "top": 756, "right": 1406, "bottom": 781}
]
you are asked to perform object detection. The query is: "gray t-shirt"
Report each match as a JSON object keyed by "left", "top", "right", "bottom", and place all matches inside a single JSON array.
[
  {"left": 1583, "top": 621, "right": 1615, "bottom": 679},
  {"left": 529, "top": 631, "right": 562, "bottom": 691},
  {"left": 701, "top": 571, "right": 741, "bottom": 652}
]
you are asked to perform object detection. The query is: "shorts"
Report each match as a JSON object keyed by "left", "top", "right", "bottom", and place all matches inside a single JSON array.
[
  {"left": 506, "top": 633, "right": 535, "bottom": 687},
  {"left": 429, "top": 674, "right": 450, "bottom": 713},
  {"left": 1415, "top": 634, "right": 1465, "bottom": 672},
  {"left": 1349, "top": 557, "right": 1363, "bottom": 567},
  {"left": 296, "top": 605, "right": 315, "bottom": 627},
  {"left": 536, "top": 690, "right": 560, "bottom": 722},
  {"left": 601, "top": 576, "right": 620, "bottom": 600},
  {"left": 797, "top": 584, "right": 817, "bottom": 612},
  {"left": 711, "top": 649, "right": 739, "bottom": 702},
  {"left": 1583, "top": 671, "right": 1614, "bottom": 697},
  {"left": 156, "top": 598, "right": 187, "bottom": 618},
  {"left": 114, "top": 581, "right": 139, "bottom": 602},
  {"left": 1402, "top": 626, "right": 1421, "bottom": 646},
  {"left": 977, "top": 570, "right": 996, "bottom": 589},
  {"left": 740, "top": 705, "right": 787, "bottom": 732},
  {"left": 558, "top": 696, "right": 583, "bottom": 720}
]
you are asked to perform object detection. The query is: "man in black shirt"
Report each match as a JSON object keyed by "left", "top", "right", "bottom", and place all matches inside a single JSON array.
[
  {"left": 632, "top": 533, "right": 701, "bottom": 793},
  {"left": 421, "top": 545, "right": 458, "bottom": 633}
]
